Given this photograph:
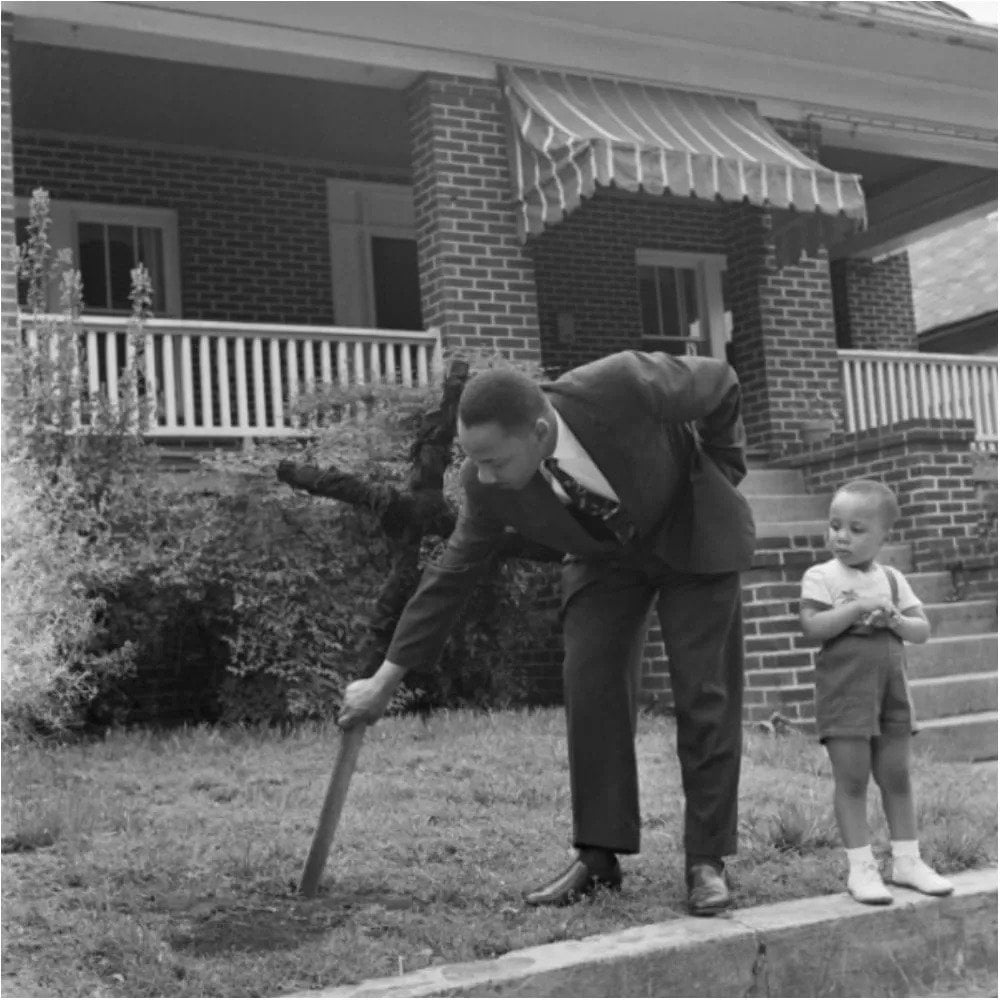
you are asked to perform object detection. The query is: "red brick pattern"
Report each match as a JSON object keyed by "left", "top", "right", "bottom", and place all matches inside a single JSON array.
[
  {"left": 406, "top": 74, "right": 541, "bottom": 363},
  {"left": 832, "top": 253, "right": 918, "bottom": 351},
  {"left": 12, "top": 129, "right": 405, "bottom": 325}
]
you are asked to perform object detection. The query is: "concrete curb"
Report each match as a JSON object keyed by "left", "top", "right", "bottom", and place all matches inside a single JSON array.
[{"left": 290, "top": 868, "right": 997, "bottom": 998}]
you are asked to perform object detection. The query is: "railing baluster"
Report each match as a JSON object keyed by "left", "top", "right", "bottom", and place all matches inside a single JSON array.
[
  {"left": 304, "top": 339, "right": 316, "bottom": 395},
  {"left": 401, "top": 343, "right": 413, "bottom": 387},
  {"left": 353, "top": 341, "right": 366, "bottom": 385},
  {"left": 199, "top": 333, "right": 213, "bottom": 430},
  {"left": 234, "top": 336, "right": 249, "bottom": 434},
  {"left": 875, "top": 359, "right": 888, "bottom": 426},
  {"left": 320, "top": 340, "right": 333, "bottom": 387},
  {"left": 336, "top": 342, "right": 349, "bottom": 386},
  {"left": 143, "top": 331, "right": 157, "bottom": 431},
  {"left": 252, "top": 337, "right": 266, "bottom": 430},
  {"left": 105, "top": 328, "right": 120, "bottom": 413},
  {"left": 217, "top": 336, "right": 232, "bottom": 429},
  {"left": 285, "top": 338, "right": 299, "bottom": 428},
  {"left": 958, "top": 364, "right": 972, "bottom": 422},
  {"left": 162, "top": 334, "right": 177, "bottom": 430},
  {"left": 369, "top": 340, "right": 382, "bottom": 384},
  {"left": 269, "top": 338, "right": 284, "bottom": 428},
  {"left": 180, "top": 334, "right": 196, "bottom": 428},
  {"left": 417, "top": 343, "right": 429, "bottom": 387}
]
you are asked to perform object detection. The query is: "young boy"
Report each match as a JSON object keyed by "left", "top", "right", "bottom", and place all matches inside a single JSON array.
[{"left": 800, "top": 478, "right": 953, "bottom": 905}]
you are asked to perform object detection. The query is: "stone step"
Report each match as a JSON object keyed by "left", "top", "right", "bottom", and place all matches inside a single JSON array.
[
  {"left": 925, "top": 600, "right": 998, "bottom": 638},
  {"left": 910, "top": 673, "right": 998, "bottom": 720},
  {"left": 740, "top": 468, "right": 807, "bottom": 496},
  {"left": 907, "top": 571, "right": 959, "bottom": 604},
  {"left": 915, "top": 711, "right": 998, "bottom": 762},
  {"left": 905, "top": 633, "right": 999, "bottom": 679},
  {"left": 746, "top": 494, "right": 830, "bottom": 523}
]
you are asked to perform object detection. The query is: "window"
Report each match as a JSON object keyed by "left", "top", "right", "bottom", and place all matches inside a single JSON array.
[
  {"left": 326, "top": 180, "right": 423, "bottom": 330},
  {"left": 13, "top": 198, "right": 181, "bottom": 316},
  {"left": 636, "top": 250, "right": 730, "bottom": 360}
]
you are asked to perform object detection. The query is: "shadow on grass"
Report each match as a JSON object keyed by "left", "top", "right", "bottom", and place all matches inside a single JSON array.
[{"left": 166, "top": 885, "right": 423, "bottom": 958}]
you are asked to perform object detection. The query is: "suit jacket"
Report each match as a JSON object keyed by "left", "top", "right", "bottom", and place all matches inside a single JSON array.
[{"left": 386, "top": 352, "right": 756, "bottom": 672}]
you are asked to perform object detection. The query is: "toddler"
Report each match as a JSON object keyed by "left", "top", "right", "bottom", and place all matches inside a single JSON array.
[{"left": 799, "top": 478, "right": 953, "bottom": 905}]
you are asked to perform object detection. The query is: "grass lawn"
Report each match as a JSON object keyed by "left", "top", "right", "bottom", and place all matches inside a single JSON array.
[{"left": 2, "top": 709, "right": 996, "bottom": 998}]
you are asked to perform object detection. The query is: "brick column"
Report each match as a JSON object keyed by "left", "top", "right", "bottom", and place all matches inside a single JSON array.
[
  {"left": 406, "top": 73, "right": 541, "bottom": 364},
  {"left": 1, "top": 13, "right": 17, "bottom": 378},
  {"left": 830, "top": 253, "right": 918, "bottom": 351},
  {"left": 726, "top": 205, "right": 843, "bottom": 457}
]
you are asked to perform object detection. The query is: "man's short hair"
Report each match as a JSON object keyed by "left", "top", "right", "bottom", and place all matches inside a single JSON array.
[
  {"left": 835, "top": 478, "right": 900, "bottom": 526},
  {"left": 458, "top": 367, "right": 547, "bottom": 433}
]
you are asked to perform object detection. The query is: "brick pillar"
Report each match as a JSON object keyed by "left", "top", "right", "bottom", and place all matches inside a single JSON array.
[
  {"left": 406, "top": 73, "right": 541, "bottom": 363},
  {"left": 726, "top": 205, "right": 842, "bottom": 457},
  {"left": 1, "top": 13, "right": 17, "bottom": 378},
  {"left": 830, "top": 253, "right": 918, "bottom": 351}
]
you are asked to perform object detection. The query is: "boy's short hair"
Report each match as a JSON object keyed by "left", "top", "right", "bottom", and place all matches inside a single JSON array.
[
  {"left": 834, "top": 478, "right": 900, "bottom": 526},
  {"left": 458, "top": 367, "right": 547, "bottom": 433}
]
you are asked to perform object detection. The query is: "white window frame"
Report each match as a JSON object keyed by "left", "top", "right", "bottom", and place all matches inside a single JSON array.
[
  {"left": 326, "top": 179, "right": 418, "bottom": 328},
  {"left": 15, "top": 197, "right": 182, "bottom": 317},
  {"left": 635, "top": 249, "right": 729, "bottom": 361}
]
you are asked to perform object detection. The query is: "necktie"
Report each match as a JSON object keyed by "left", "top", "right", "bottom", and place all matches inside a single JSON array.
[{"left": 543, "top": 458, "right": 636, "bottom": 545}]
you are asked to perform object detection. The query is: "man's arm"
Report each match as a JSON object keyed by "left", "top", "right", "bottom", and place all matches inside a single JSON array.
[
  {"left": 637, "top": 354, "right": 747, "bottom": 484},
  {"left": 338, "top": 462, "right": 505, "bottom": 727}
]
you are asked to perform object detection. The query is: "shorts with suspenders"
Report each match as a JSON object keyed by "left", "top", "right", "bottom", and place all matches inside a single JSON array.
[{"left": 814, "top": 566, "right": 918, "bottom": 742}]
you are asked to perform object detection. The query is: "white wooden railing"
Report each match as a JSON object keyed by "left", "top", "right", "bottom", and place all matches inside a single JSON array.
[
  {"left": 19, "top": 315, "right": 443, "bottom": 439},
  {"left": 839, "top": 349, "right": 998, "bottom": 452}
]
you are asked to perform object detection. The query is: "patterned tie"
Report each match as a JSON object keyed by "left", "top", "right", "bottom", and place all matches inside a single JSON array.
[{"left": 542, "top": 458, "right": 636, "bottom": 545}]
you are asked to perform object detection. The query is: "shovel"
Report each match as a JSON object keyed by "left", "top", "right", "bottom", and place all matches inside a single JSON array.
[{"left": 298, "top": 723, "right": 368, "bottom": 897}]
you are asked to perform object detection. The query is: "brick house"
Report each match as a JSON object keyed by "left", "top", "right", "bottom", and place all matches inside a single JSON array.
[{"left": 2, "top": 2, "right": 997, "bottom": 750}]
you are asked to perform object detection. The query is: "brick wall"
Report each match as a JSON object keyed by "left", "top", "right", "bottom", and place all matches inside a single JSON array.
[
  {"left": 527, "top": 188, "right": 728, "bottom": 373},
  {"left": 13, "top": 128, "right": 406, "bottom": 325},
  {"left": 1, "top": 15, "right": 17, "bottom": 375},
  {"left": 831, "top": 253, "right": 918, "bottom": 351},
  {"left": 406, "top": 74, "right": 541, "bottom": 363},
  {"left": 726, "top": 205, "right": 842, "bottom": 456}
]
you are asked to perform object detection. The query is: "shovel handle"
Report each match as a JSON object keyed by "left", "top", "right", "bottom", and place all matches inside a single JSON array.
[{"left": 298, "top": 724, "right": 367, "bottom": 897}]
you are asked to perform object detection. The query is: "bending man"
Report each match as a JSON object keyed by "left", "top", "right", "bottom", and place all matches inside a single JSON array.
[{"left": 338, "top": 351, "right": 755, "bottom": 915}]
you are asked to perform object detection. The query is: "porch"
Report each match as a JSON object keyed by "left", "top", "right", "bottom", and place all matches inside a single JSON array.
[{"left": 19, "top": 314, "right": 999, "bottom": 454}]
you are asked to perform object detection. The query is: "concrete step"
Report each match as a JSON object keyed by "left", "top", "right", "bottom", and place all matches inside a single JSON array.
[
  {"left": 740, "top": 468, "right": 807, "bottom": 496},
  {"left": 915, "top": 711, "right": 998, "bottom": 762},
  {"left": 907, "top": 571, "right": 959, "bottom": 604},
  {"left": 905, "top": 633, "right": 999, "bottom": 679},
  {"left": 910, "top": 673, "right": 998, "bottom": 720},
  {"left": 925, "top": 600, "right": 998, "bottom": 638},
  {"left": 746, "top": 494, "right": 830, "bottom": 523}
]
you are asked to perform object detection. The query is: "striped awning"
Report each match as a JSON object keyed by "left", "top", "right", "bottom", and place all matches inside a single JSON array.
[{"left": 503, "top": 67, "right": 867, "bottom": 262}]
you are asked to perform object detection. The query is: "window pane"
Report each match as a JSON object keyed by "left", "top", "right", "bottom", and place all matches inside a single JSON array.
[
  {"left": 78, "top": 221, "right": 109, "bottom": 310},
  {"left": 637, "top": 265, "right": 661, "bottom": 338},
  {"left": 370, "top": 236, "right": 424, "bottom": 330},
  {"left": 107, "top": 224, "right": 135, "bottom": 311},
  {"left": 657, "top": 267, "right": 681, "bottom": 340},
  {"left": 681, "top": 268, "right": 701, "bottom": 340}
]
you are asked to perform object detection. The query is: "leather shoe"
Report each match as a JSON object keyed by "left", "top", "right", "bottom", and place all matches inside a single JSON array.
[
  {"left": 687, "top": 863, "right": 732, "bottom": 916},
  {"left": 524, "top": 857, "right": 622, "bottom": 907}
]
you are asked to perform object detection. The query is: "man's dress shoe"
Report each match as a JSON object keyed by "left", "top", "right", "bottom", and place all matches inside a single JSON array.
[
  {"left": 524, "top": 857, "right": 623, "bottom": 907},
  {"left": 687, "top": 862, "right": 732, "bottom": 916}
]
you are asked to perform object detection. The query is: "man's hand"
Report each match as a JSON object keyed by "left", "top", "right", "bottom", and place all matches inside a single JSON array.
[{"left": 337, "top": 661, "right": 407, "bottom": 730}]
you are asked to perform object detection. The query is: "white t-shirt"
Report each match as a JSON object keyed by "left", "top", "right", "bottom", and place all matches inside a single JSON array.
[{"left": 801, "top": 559, "right": 921, "bottom": 612}]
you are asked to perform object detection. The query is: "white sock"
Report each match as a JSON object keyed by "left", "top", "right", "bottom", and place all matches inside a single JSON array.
[
  {"left": 891, "top": 839, "right": 920, "bottom": 860},
  {"left": 845, "top": 844, "right": 875, "bottom": 870}
]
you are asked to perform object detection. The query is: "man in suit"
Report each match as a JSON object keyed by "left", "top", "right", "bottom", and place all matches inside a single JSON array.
[{"left": 337, "top": 351, "right": 756, "bottom": 915}]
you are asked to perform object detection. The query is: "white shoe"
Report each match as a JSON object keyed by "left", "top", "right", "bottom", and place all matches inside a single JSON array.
[
  {"left": 847, "top": 860, "right": 893, "bottom": 905},
  {"left": 890, "top": 856, "right": 954, "bottom": 896}
]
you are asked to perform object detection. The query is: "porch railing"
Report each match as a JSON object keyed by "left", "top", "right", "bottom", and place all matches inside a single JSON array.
[
  {"left": 839, "top": 349, "right": 998, "bottom": 452},
  {"left": 19, "top": 314, "right": 443, "bottom": 439}
]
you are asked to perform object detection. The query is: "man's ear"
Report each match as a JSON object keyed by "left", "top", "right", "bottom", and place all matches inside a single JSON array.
[{"left": 533, "top": 416, "right": 550, "bottom": 443}]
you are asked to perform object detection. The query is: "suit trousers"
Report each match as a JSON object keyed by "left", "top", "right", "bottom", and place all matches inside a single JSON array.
[{"left": 560, "top": 552, "right": 744, "bottom": 860}]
